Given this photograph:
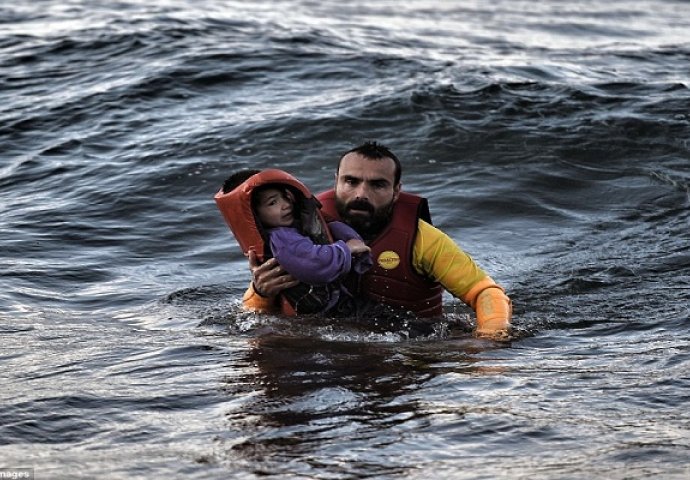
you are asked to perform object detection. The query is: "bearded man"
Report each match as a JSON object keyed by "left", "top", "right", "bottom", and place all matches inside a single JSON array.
[{"left": 243, "top": 142, "right": 512, "bottom": 338}]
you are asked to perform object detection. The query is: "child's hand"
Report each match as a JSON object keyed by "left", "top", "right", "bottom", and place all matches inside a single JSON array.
[{"left": 346, "top": 239, "right": 371, "bottom": 256}]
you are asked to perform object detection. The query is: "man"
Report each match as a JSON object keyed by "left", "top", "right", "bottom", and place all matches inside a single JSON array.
[{"left": 242, "top": 142, "right": 512, "bottom": 338}]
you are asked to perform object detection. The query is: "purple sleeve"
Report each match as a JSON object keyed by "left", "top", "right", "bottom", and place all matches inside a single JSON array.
[
  {"left": 327, "top": 221, "right": 362, "bottom": 242},
  {"left": 269, "top": 227, "right": 352, "bottom": 285},
  {"left": 328, "top": 221, "right": 372, "bottom": 275}
]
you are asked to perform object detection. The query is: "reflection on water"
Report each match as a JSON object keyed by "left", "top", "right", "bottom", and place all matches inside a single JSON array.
[{"left": 216, "top": 323, "right": 511, "bottom": 477}]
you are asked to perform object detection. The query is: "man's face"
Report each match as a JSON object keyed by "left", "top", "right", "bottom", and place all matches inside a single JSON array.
[{"left": 334, "top": 152, "right": 401, "bottom": 237}]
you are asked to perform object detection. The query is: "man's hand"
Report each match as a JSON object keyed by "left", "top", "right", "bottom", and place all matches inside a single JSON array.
[{"left": 248, "top": 249, "right": 299, "bottom": 297}]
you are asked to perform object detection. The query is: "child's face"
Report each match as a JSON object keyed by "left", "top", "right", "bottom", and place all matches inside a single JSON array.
[{"left": 255, "top": 187, "right": 295, "bottom": 228}]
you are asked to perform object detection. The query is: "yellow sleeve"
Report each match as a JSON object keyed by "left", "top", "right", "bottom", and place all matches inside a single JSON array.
[
  {"left": 412, "top": 220, "right": 512, "bottom": 334},
  {"left": 242, "top": 283, "right": 280, "bottom": 314},
  {"left": 412, "top": 220, "right": 488, "bottom": 301}
]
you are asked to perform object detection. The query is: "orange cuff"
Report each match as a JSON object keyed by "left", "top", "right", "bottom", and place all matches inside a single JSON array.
[
  {"left": 475, "top": 286, "right": 512, "bottom": 334},
  {"left": 461, "top": 276, "right": 512, "bottom": 334},
  {"left": 242, "top": 283, "right": 278, "bottom": 313},
  {"left": 461, "top": 276, "right": 500, "bottom": 308}
]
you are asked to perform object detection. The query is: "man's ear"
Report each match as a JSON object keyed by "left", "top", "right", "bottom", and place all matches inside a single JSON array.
[{"left": 393, "top": 182, "right": 402, "bottom": 202}]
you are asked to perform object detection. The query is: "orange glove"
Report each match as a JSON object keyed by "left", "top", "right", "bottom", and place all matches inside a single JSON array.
[{"left": 461, "top": 276, "right": 512, "bottom": 338}]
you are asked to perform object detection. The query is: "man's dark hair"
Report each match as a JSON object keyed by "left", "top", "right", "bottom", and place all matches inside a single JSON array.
[
  {"left": 222, "top": 169, "right": 261, "bottom": 193},
  {"left": 339, "top": 141, "right": 402, "bottom": 186}
]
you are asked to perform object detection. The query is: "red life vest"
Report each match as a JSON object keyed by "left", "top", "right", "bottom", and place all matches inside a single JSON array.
[
  {"left": 317, "top": 190, "right": 444, "bottom": 317},
  {"left": 214, "top": 169, "right": 333, "bottom": 315}
]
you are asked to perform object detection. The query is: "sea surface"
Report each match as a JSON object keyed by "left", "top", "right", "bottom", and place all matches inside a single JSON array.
[{"left": 1, "top": 0, "right": 689, "bottom": 478}]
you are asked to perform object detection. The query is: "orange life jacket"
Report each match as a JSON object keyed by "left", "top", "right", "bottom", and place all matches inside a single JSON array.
[
  {"left": 214, "top": 169, "right": 332, "bottom": 261},
  {"left": 214, "top": 169, "right": 334, "bottom": 315}
]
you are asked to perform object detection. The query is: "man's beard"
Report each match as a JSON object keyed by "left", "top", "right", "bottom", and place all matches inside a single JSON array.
[{"left": 335, "top": 197, "right": 394, "bottom": 239}]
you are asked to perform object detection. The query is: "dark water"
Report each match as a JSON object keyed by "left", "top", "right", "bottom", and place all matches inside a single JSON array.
[{"left": 1, "top": 0, "right": 689, "bottom": 478}]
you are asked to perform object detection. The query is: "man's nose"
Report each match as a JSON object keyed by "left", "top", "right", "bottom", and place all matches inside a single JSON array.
[{"left": 354, "top": 183, "right": 370, "bottom": 199}]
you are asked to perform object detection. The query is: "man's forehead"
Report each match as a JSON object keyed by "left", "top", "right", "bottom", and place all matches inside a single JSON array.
[{"left": 339, "top": 153, "right": 396, "bottom": 179}]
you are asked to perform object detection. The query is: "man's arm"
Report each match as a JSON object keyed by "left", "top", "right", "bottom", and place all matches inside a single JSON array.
[{"left": 413, "top": 220, "right": 512, "bottom": 337}]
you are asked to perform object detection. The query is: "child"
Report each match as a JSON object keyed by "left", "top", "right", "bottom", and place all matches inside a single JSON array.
[{"left": 215, "top": 169, "right": 372, "bottom": 315}]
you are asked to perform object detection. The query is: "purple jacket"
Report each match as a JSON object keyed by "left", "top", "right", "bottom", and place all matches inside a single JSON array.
[{"left": 267, "top": 221, "right": 372, "bottom": 285}]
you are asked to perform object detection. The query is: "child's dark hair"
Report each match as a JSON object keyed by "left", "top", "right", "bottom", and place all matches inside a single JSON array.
[
  {"left": 222, "top": 169, "right": 261, "bottom": 193},
  {"left": 250, "top": 183, "right": 301, "bottom": 213}
]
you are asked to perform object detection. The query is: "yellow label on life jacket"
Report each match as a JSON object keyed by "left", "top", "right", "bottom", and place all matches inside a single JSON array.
[{"left": 377, "top": 250, "right": 400, "bottom": 270}]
